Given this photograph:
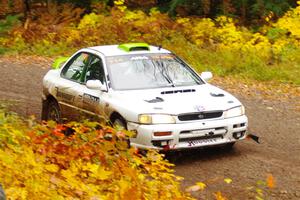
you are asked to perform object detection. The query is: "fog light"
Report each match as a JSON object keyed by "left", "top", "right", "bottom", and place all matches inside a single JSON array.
[
  {"left": 233, "top": 131, "right": 245, "bottom": 139},
  {"left": 154, "top": 131, "right": 172, "bottom": 136}
]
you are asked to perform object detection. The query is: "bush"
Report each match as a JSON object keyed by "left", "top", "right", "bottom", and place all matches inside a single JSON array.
[
  {"left": 0, "top": 15, "right": 21, "bottom": 35},
  {"left": 0, "top": 108, "right": 192, "bottom": 199}
]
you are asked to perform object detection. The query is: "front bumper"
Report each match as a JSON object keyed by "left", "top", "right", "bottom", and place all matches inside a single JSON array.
[{"left": 127, "top": 115, "right": 248, "bottom": 150}]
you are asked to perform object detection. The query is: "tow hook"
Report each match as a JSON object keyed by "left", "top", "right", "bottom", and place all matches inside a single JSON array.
[{"left": 247, "top": 133, "right": 260, "bottom": 144}]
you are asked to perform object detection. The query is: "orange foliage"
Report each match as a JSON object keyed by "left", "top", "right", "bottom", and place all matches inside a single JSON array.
[
  {"left": 0, "top": 111, "right": 192, "bottom": 199},
  {"left": 267, "top": 174, "right": 276, "bottom": 189}
]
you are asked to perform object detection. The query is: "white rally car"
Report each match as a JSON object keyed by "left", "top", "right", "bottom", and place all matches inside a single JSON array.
[{"left": 42, "top": 43, "right": 248, "bottom": 150}]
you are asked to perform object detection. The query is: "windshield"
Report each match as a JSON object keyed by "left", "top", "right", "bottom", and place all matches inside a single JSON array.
[{"left": 106, "top": 54, "right": 204, "bottom": 90}]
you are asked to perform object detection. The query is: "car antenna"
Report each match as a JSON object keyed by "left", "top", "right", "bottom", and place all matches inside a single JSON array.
[{"left": 158, "top": 45, "right": 162, "bottom": 50}]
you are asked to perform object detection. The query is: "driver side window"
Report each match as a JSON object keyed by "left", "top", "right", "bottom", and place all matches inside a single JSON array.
[
  {"left": 84, "top": 55, "right": 105, "bottom": 84},
  {"left": 62, "top": 52, "right": 90, "bottom": 82}
]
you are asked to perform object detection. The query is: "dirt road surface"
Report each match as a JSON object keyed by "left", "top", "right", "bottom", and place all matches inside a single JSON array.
[{"left": 0, "top": 57, "right": 299, "bottom": 199}]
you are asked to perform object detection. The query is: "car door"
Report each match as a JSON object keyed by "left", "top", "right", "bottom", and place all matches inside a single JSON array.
[
  {"left": 77, "top": 54, "right": 109, "bottom": 122},
  {"left": 57, "top": 52, "right": 91, "bottom": 120}
]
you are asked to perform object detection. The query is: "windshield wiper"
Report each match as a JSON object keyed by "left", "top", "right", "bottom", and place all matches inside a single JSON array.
[{"left": 154, "top": 60, "right": 175, "bottom": 87}]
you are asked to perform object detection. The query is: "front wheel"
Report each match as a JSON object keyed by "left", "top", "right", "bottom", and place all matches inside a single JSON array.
[
  {"left": 44, "top": 100, "right": 62, "bottom": 123},
  {"left": 223, "top": 142, "right": 235, "bottom": 150},
  {"left": 112, "top": 118, "right": 127, "bottom": 130},
  {"left": 112, "top": 117, "right": 130, "bottom": 147}
]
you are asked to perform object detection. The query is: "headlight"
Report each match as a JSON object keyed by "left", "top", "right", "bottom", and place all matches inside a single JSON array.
[
  {"left": 138, "top": 114, "right": 176, "bottom": 124},
  {"left": 224, "top": 106, "right": 245, "bottom": 118}
]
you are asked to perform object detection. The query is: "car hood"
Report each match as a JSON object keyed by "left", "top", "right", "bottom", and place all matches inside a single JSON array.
[{"left": 110, "top": 84, "right": 242, "bottom": 115}]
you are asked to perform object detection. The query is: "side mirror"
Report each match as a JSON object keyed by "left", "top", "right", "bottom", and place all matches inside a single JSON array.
[
  {"left": 200, "top": 71, "right": 213, "bottom": 82},
  {"left": 86, "top": 80, "right": 107, "bottom": 91}
]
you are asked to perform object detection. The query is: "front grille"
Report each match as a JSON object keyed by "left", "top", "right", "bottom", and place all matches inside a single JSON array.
[
  {"left": 178, "top": 111, "right": 223, "bottom": 121},
  {"left": 179, "top": 134, "right": 223, "bottom": 142}
]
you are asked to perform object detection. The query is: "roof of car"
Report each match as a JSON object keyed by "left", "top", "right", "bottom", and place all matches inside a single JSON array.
[{"left": 87, "top": 44, "right": 171, "bottom": 57}]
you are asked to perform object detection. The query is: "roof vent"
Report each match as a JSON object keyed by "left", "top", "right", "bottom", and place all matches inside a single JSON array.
[{"left": 118, "top": 43, "right": 150, "bottom": 52}]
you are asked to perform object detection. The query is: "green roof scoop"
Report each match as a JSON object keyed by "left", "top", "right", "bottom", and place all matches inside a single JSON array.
[
  {"left": 52, "top": 56, "right": 69, "bottom": 69},
  {"left": 118, "top": 43, "right": 150, "bottom": 52}
]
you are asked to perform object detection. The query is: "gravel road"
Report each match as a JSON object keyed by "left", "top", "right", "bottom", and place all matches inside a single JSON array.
[{"left": 0, "top": 57, "right": 299, "bottom": 199}]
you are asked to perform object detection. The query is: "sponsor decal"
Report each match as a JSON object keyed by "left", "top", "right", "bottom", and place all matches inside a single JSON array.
[
  {"left": 130, "top": 56, "right": 149, "bottom": 60},
  {"left": 83, "top": 93, "right": 100, "bottom": 104},
  {"left": 187, "top": 138, "right": 217, "bottom": 147}
]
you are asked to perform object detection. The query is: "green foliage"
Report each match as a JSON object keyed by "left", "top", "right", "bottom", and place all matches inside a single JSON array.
[{"left": 0, "top": 15, "right": 20, "bottom": 34}]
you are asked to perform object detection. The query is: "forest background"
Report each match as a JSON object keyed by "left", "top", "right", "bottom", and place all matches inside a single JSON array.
[{"left": 0, "top": 0, "right": 300, "bottom": 85}]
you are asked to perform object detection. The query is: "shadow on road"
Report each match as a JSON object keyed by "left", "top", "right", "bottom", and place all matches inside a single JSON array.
[{"left": 164, "top": 144, "right": 249, "bottom": 165}]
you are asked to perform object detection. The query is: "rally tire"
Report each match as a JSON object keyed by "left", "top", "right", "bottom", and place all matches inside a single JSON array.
[
  {"left": 111, "top": 117, "right": 130, "bottom": 147},
  {"left": 223, "top": 142, "right": 235, "bottom": 150},
  {"left": 46, "top": 100, "right": 62, "bottom": 123},
  {"left": 112, "top": 118, "right": 127, "bottom": 130}
]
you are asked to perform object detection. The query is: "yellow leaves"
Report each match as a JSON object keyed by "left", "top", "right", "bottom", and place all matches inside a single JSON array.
[
  {"left": 186, "top": 182, "right": 206, "bottom": 192},
  {"left": 265, "top": 11, "right": 274, "bottom": 23},
  {"left": 78, "top": 13, "right": 101, "bottom": 29},
  {"left": 45, "top": 164, "right": 59, "bottom": 173},
  {"left": 90, "top": 165, "right": 112, "bottom": 180},
  {"left": 176, "top": 17, "right": 190, "bottom": 25},
  {"left": 124, "top": 10, "right": 146, "bottom": 21},
  {"left": 117, "top": 178, "right": 131, "bottom": 198},
  {"left": 196, "top": 182, "right": 207, "bottom": 190},
  {"left": 214, "top": 191, "right": 227, "bottom": 200},
  {"left": 5, "top": 187, "right": 28, "bottom": 200},
  {"left": 83, "top": 162, "right": 99, "bottom": 174},
  {"left": 114, "top": 0, "right": 125, "bottom": 6},
  {"left": 149, "top": 7, "right": 160, "bottom": 16},
  {"left": 114, "top": 0, "right": 127, "bottom": 12},
  {"left": 273, "top": 4, "right": 300, "bottom": 40},
  {"left": 61, "top": 169, "right": 76, "bottom": 181},
  {"left": 224, "top": 178, "right": 232, "bottom": 184}
]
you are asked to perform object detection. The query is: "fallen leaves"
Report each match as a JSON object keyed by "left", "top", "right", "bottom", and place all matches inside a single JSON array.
[
  {"left": 0, "top": 111, "right": 191, "bottom": 199},
  {"left": 224, "top": 178, "right": 232, "bottom": 184},
  {"left": 267, "top": 174, "right": 275, "bottom": 189},
  {"left": 214, "top": 191, "right": 227, "bottom": 200},
  {"left": 186, "top": 182, "right": 206, "bottom": 192}
]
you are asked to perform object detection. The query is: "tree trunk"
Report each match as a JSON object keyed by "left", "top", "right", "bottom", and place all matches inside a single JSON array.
[
  {"left": 23, "top": 0, "right": 30, "bottom": 29},
  {"left": 241, "top": 0, "right": 247, "bottom": 24}
]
